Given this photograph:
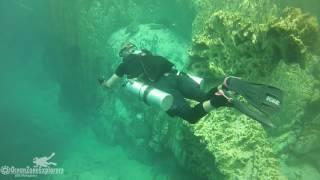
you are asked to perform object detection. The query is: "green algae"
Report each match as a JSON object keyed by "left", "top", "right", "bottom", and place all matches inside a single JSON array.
[{"left": 268, "top": 7, "right": 320, "bottom": 68}]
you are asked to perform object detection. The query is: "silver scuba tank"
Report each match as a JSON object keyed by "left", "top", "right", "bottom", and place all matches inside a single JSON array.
[
  {"left": 125, "top": 80, "right": 173, "bottom": 111},
  {"left": 187, "top": 74, "right": 204, "bottom": 90},
  {"left": 172, "top": 67, "right": 204, "bottom": 89}
]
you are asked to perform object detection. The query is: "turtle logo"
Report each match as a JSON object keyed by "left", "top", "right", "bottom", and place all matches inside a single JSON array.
[{"left": 33, "top": 152, "right": 57, "bottom": 168}]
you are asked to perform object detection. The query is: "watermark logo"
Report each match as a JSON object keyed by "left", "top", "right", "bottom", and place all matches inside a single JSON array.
[
  {"left": 33, "top": 152, "right": 57, "bottom": 168},
  {"left": 1, "top": 152, "right": 64, "bottom": 178}
]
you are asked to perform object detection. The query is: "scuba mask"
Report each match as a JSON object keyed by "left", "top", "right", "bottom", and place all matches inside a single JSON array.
[{"left": 119, "top": 42, "right": 138, "bottom": 58}]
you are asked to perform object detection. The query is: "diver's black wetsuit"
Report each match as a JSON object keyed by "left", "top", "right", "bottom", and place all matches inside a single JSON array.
[{"left": 115, "top": 50, "right": 224, "bottom": 123}]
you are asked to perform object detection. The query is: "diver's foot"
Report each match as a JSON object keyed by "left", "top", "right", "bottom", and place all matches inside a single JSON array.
[{"left": 223, "top": 76, "right": 242, "bottom": 89}]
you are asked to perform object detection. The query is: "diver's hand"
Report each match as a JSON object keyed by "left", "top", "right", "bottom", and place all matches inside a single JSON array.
[
  {"left": 98, "top": 76, "right": 111, "bottom": 90},
  {"left": 98, "top": 76, "right": 106, "bottom": 85},
  {"left": 99, "top": 74, "right": 121, "bottom": 90}
]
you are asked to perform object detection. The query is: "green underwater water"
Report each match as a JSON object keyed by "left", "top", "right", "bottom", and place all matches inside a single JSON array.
[{"left": 0, "top": 0, "right": 320, "bottom": 180}]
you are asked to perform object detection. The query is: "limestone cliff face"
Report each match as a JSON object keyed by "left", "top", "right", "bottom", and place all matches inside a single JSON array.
[{"left": 188, "top": 1, "right": 320, "bottom": 179}]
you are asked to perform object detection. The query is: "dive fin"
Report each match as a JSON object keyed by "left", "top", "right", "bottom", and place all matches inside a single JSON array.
[
  {"left": 231, "top": 98, "right": 276, "bottom": 127},
  {"left": 226, "top": 77, "right": 283, "bottom": 116}
]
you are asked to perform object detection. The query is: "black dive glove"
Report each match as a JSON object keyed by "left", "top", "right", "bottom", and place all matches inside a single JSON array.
[
  {"left": 206, "top": 85, "right": 233, "bottom": 108},
  {"left": 210, "top": 92, "right": 232, "bottom": 108}
]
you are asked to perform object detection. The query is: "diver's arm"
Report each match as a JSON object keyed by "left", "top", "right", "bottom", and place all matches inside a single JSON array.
[{"left": 101, "top": 74, "right": 121, "bottom": 89}]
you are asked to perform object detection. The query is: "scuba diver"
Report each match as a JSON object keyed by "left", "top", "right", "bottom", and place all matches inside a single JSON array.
[{"left": 99, "top": 42, "right": 283, "bottom": 127}]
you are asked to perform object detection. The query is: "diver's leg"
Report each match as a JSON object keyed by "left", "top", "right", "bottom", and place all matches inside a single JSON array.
[
  {"left": 152, "top": 75, "right": 206, "bottom": 122},
  {"left": 167, "top": 91, "right": 231, "bottom": 123},
  {"left": 166, "top": 94, "right": 207, "bottom": 124},
  {"left": 177, "top": 73, "right": 231, "bottom": 104},
  {"left": 154, "top": 74, "right": 229, "bottom": 123}
]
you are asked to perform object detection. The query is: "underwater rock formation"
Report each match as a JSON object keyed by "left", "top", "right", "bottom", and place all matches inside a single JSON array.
[
  {"left": 189, "top": 7, "right": 320, "bottom": 77},
  {"left": 268, "top": 7, "right": 320, "bottom": 68},
  {"left": 189, "top": 10, "right": 272, "bottom": 77},
  {"left": 193, "top": 110, "right": 285, "bottom": 179},
  {"left": 187, "top": 3, "right": 320, "bottom": 180}
]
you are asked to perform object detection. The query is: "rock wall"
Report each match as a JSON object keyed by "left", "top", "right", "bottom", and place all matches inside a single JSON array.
[{"left": 187, "top": 0, "right": 320, "bottom": 179}]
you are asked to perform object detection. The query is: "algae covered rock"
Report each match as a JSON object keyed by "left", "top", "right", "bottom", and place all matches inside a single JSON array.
[
  {"left": 191, "top": 109, "right": 285, "bottom": 179},
  {"left": 189, "top": 7, "right": 320, "bottom": 78},
  {"left": 267, "top": 7, "right": 320, "bottom": 68},
  {"left": 187, "top": 3, "right": 320, "bottom": 180},
  {"left": 292, "top": 114, "right": 320, "bottom": 154},
  {"left": 189, "top": 10, "right": 274, "bottom": 78}
]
